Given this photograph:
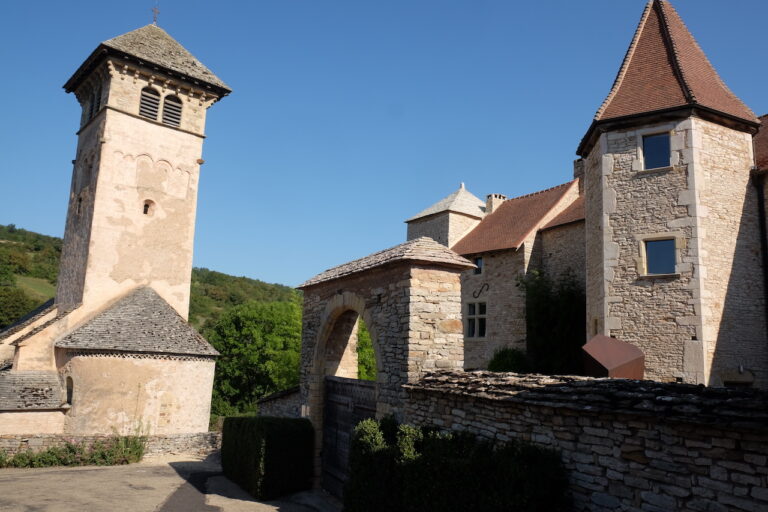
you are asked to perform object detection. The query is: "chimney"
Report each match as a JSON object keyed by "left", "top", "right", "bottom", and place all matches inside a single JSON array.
[
  {"left": 573, "top": 158, "right": 585, "bottom": 193},
  {"left": 485, "top": 193, "right": 506, "bottom": 215}
]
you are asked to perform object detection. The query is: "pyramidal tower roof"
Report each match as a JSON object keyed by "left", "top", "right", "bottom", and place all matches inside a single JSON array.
[
  {"left": 65, "top": 24, "right": 230, "bottom": 95},
  {"left": 579, "top": 0, "right": 757, "bottom": 154},
  {"left": 406, "top": 183, "right": 486, "bottom": 223}
]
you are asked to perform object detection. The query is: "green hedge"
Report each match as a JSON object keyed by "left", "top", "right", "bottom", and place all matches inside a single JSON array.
[
  {"left": 0, "top": 435, "right": 146, "bottom": 468},
  {"left": 345, "top": 418, "right": 570, "bottom": 512},
  {"left": 487, "top": 347, "right": 531, "bottom": 373},
  {"left": 221, "top": 416, "right": 314, "bottom": 500}
]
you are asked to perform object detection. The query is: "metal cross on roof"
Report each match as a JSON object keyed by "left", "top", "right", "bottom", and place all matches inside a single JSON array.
[{"left": 152, "top": 5, "right": 160, "bottom": 25}]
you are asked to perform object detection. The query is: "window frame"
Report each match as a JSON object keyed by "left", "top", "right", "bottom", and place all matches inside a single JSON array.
[
  {"left": 466, "top": 301, "right": 487, "bottom": 338},
  {"left": 641, "top": 131, "right": 671, "bottom": 171},
  {"left": 473, "top": 257, "right": 484, "bottom": 275},
  {"left": 635, "top": 232, "right": 685, "bottom": 278}
]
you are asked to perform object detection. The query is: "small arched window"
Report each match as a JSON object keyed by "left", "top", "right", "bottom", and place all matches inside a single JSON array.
[
  {"left": 162, "top": 95, "right": 182, "bottom": 127},
  {"left": 143, "top": 199, "right": 155, "bottom": 216},
  {"left": 139, "top": 87, "right": 160, "bottom": 120},
  {"left": 66, "top": 377, "right": 74, "bottom": 405}
]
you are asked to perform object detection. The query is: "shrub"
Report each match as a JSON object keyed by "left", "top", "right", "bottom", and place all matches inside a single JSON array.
[
  {"left": 222, "top": 416, "right": 313, "bottom": 500},
  {"left": 487, "top": 347, "right": 531, "bottom": 373},
  {"left": 345, "top": 418, "right": 571, "bottom": 512},
  {"left": 0, "top": 435, "right": 145, "bottom": 469}
]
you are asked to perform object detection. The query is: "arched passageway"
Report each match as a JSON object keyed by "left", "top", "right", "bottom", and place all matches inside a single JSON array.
[{"left": 297, "top": 237, "right": 473, "bottom": 496}]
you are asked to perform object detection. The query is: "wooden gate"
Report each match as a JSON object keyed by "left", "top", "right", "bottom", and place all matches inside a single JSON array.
[{"left": 322, "top": 376, "right": 376, "bottom": 498}]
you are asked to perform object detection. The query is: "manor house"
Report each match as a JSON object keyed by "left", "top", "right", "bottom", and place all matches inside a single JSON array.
[
  {"left": 406, "top": 0, "right": 768, "bottom": 388},
  {"left": 0, "top": 24, "right": 229, "bottom": 437}
]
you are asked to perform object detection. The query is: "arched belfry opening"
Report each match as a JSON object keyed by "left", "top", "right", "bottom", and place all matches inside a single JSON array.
[{"left": 298, "top": 237, "right": 473, "bottom": 497}]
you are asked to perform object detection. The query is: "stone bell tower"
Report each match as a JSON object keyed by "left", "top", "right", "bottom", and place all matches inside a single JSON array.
[
  {"left": 57, "top": 24, "right": 231, "bottom": 318},
  {"left": 578, "top": 0, "right": 765, "bottom": 387}
]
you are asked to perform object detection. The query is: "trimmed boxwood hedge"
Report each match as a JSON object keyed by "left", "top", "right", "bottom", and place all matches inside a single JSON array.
[
  {"left": 221, "top": 416, "right": 314, "bottom": 500},
  {"left": 345, "top": 418, "right": 571, "bottom": 512}
]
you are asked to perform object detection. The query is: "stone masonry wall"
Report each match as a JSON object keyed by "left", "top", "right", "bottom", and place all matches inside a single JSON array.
[
  {"left": 695, "top": 118, "right": 767, "bottom": 388},
  {"left": 460, "top": 249, "right": 526, "bottom": 369},
  {"left": 404, "top": 371, "right": 768, "bottom": 512},
  {"left": 0, "top": 432, "right": 221, "bottom": 457},
  {"left": 540, "top": 221, "right": 587, "bottom": 287},
  {"left": 258, "top": 387, "right": 301, "bottom": 418},
  {"left": 407, "top": 212, "right": 481, "bottom": 248}
]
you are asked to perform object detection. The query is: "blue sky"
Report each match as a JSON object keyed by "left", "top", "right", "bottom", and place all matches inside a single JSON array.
[{"left": 1, "top": 1, "right": 766, "bottom": 287}]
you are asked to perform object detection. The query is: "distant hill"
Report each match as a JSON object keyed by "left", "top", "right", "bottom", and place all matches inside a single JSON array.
[{"left": 0, "top": 224, "right": 299, "bottom": 330}]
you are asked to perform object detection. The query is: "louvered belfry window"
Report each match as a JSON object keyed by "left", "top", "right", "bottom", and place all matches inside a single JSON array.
[
  {"left": 162, "top": 95, "right": 182, "bottom": 127},
  {"left": 139, "top": 87, "right": 160, "bottom": 120}
]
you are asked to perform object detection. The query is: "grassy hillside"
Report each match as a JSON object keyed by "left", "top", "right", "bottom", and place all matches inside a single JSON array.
[{"left": 0, "top": 224, "right": 299, "bottom": 331}]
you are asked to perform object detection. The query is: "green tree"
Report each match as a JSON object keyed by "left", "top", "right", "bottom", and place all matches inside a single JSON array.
[
  {"left": 0, "top": 287, "right": 37, "bottom": 330},
  {"left": 205, "top": 301, "right": 302, "bottom": 415},
  {"left": 357, "top": 319, "right": 376, "bottom": 381}
]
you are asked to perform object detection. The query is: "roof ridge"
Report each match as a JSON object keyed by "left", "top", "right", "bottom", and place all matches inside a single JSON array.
[
  {"left": 595, "top": 1, "right": 654, "bottom": 120},
  {"left": 499, "top": 180, "right": 576, "bottom": 204},
  {"left": 656, "top": 0, "right": 695, "bottom": 103}
]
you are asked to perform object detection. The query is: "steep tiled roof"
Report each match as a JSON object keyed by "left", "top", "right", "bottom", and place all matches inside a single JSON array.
[
  {"left": 406, "top": 184, "right": 485, "bottom": 222},
  {"left": 0, "top": 371, "right": 63, "bottom": 411},
  {"left": 299, "top": 237, "right": 474, "bottom": 288},
  {"left": 594, "top": 1, "right": 756, "bottom": 124},
  {"left": 56, "top": 287, "right": 218, "bottom": 357},
  {"left": 754, "top": 114, "right": 768, "bottom": 170},
  {"left": 452, "top": 181, "right": 577, "bottom": 255},
  {"left": 541, "top": 195, "right": 585, "bottom": 231},
  {"left": 65, "top": 24, "right": 230, "bottom": 95}
]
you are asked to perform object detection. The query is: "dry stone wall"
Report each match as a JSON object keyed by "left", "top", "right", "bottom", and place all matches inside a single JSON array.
[{"left": 404, "top": 371, "right": 768, "bottom": 512}]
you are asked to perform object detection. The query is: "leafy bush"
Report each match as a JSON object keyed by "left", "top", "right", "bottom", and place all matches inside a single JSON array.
[
  {"left": 222, "top": 416, "right": 314, "bottom": 500},
  {"left": 487, "top": 347, "right": 531, "bottom": 373},
  {"left": 0, "top": 435, "right": 146, "bottom": 468},
  {"left": 345, "top": 419, "right": 570, "bottom": 512},
  {"left": 521, "top": 269, "right": 586, "bottom": 375}
]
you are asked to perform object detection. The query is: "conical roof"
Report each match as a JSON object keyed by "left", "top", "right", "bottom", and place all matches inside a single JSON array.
[
  {"left": 406, "top": 184, "right": 485, "bottom": 223},
  {"left": 580, "top": 0, "right": 757, "bottom": 154},
  {"left": 65, "top": 24, "right": 230, "bottom": 95}
]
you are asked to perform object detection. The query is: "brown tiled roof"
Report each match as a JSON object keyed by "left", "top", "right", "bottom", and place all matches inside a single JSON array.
[
  {"left": 594, "top": 1, "right": 756, "bottom": 124},
  {"left": 754, "top": 115, "right": 768, "bottom": 170},
  {"left": 65, "top": 24, "right": 231, "bottom": 96},
  {"left": 299, "top": 237, "right": 474, "bottom": 289},
  {"left": 451, "top": 181, "right": 577, "bottom": 256},
  {"left": 541, "top": 195, "right": 585, "bottom": 231}
]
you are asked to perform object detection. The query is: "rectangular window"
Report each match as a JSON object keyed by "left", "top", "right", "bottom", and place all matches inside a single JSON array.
[
  {"left": 466, "top": 302, "right": 487, "bottom": 338},
  {"left": 643, "top": 133, "right": 671, "bottom": 170},
  {"left": 473, "top": 257, "right": 484, "bottom": 275},
  {"left": 645, "top": 239, "right": 676, "bottom": 275}
]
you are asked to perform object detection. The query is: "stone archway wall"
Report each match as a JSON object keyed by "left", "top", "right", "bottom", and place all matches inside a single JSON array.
[{"left": 299, "top": 239, "right": 472, "bottom": 406}]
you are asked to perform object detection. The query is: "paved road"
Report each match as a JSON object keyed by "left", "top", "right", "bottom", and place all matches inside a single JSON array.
[{"left": 0, "top": 454, "right": 340, "bottom": 512}]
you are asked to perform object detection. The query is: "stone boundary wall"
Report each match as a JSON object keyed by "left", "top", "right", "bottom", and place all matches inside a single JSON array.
[
  {"left": 258, "top": 386, "right": 301, "bottom": 418},
  {"left": 404, "top": 371, "right": 768, "bottom": 512},
  {"left": 0, "top": 432, "right": 221, "bottom": 457}
]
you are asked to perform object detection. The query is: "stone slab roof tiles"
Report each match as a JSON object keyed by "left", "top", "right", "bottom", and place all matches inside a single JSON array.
[
  {"left": 596, "top": 1, "right": 756, "bottom": 124},
  {"left": 452, "top": 181, "right": 578, "bottom": 255},
  {"left": 65, "top": 24, "right": 231, "bottom": 95},
  {"left": 754, "top": 114, "right": 768, "bottom": 170},
  {"left": 0, "top": 371, "right": 63, "bottom": 411},
  {"left": 406, "top": 184, "right": 486, "bottom": 223},
  {"left": 56, "top": 287, "right": 218, "bottom": 357},
  {"left": 541, "top": 195, "right": 585, "bottom": 231},
  {"left": 299, "top": 237, "right": 474, "bottom": 289},
  {"left": 0, "top": 299, "right": 55, "bottom": 343}
]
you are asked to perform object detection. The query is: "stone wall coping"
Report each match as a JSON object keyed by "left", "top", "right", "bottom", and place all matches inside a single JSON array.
[
  {"left": 404, "top": 370, "right": 768, "bottom": 430},
  {"left": 257, "top": 386, "right": 300, "bottom": 404}
]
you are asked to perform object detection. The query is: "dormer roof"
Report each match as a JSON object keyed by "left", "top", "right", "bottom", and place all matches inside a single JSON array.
[
  {"left": 64, "top": 24, "right": 231, "bottom": 96},
  {"left": 579, "top": 0, "right": 758, "bottom": 156},
  {"left": 406, "top": 184, "right": 486, "bottom": 223}
]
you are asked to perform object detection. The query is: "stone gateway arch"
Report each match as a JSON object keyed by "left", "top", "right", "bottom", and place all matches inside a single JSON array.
[{"left": 297, "top": 237, "right": 473, "bottom": 494}]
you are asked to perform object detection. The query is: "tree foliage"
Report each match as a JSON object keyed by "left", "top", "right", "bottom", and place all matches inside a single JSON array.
[
  {"left": 205, "top": 301, "right": 302, "bottom": 415},
  {"left": 357, "top": 319, "right": 376, "bottom": 381},
  {"left": 521, "top": 269, "right": 586, "bottom": 375}
]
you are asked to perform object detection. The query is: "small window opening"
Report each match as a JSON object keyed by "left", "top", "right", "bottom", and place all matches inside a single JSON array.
[
  {"left": 466, "top": 302, "right": 487, "bottom": 338},
  {"left": 92, "top": 86, "right": 101, "bottom": 119},
  {"left": 66, "top": 377, "right": 73, "bottom": 405},
  {"left": 473, "top": 257, "right": 484, "bottom": 275},
  {"left": 77, "top": 197, "right": 82, "bottom": 215},
  {"left": 643, "top": 133, "right": 671, "bottom": 170},
  {"left": 139, "top": 87, "right": 160, "bottom": 120},
  {"left": 143, "top": 200, "right": 155, "bottom": 216},
  {"left": 162, "top": 95, "right": 182, "bottom": 127},
  {"left": 644, "top": 239, "right": 676, "bottom": 275}
]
